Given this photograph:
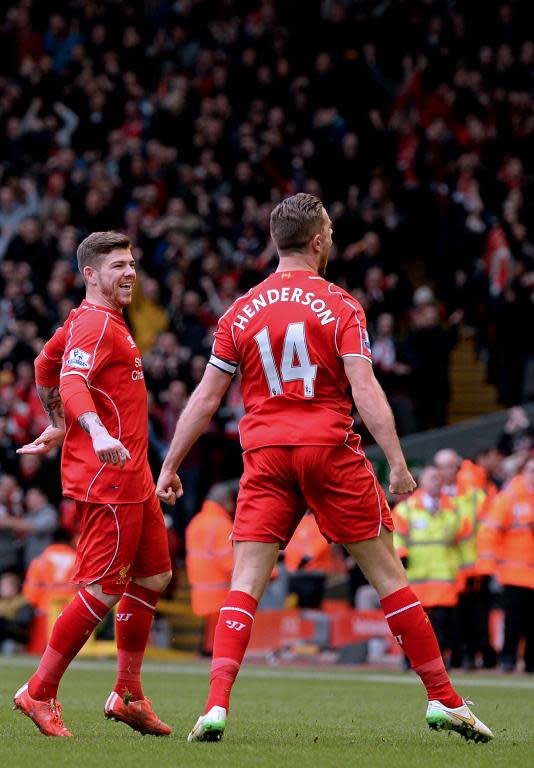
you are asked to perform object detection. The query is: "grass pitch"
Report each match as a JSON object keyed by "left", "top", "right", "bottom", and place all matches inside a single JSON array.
[{"left": 0, "top": 658, "right": 532, "bottom": 768}]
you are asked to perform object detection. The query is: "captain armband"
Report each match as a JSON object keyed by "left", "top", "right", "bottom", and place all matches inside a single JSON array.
[{"left": 208, "top": 354, "right": 238, "bottom": 376}]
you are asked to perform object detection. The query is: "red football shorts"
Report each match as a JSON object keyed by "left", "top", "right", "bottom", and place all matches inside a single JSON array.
[
  {"left": 72, "top": 492, "right": 171, "bottom": 594},
  {"left": 233, "top": 434, "right": 393, "bottom": 547}
]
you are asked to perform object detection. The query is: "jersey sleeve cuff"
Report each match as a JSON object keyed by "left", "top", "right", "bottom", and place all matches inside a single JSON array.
[
  {"left": 208, "top": 354, "right": 238, "bottom": 375},
  {"left": 341, "top": 353, "right": 373, "bottom": 363}
]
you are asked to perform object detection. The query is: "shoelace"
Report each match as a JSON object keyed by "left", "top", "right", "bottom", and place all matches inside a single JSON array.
[{"left": 49, "top": 700, "right": 66, "bottom": 728}]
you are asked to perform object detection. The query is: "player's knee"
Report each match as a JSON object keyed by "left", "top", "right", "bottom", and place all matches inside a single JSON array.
[
  {"left": 231, "top": 573, "right": 269, "bottom": 601},
  {"left": 134, "top": 570, "right": 172, "bottom": 593},
  {"left": 85, "top": 583, "right": 120, "bottom": 608},
  {"left": 152, "top": 570, "right": 172, "bottom": 592}
]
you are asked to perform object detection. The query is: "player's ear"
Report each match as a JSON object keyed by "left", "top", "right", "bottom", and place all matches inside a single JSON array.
[
  {"left": 311, "top": 232, "right": 322, "bottom": 252},
  {"left": 83, "top": 265, "right": 96, "bottom": 285}
]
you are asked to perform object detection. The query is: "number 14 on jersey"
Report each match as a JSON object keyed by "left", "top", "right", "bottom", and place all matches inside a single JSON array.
[{"left": 254, "top": 322, "right": 317, "bottom": 398}]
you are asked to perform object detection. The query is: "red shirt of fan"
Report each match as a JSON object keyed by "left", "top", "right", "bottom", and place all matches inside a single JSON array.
[
  {"left": 210, "top": 270, "right": 372, "bottom": 451},
  {"left": 37, "top": 300, "right": 153, "bottom": 504}
]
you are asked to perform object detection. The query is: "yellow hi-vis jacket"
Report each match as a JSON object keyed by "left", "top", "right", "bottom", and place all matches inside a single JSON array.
[
  {"left": 454, "top": 461, "right": 498, "bottom": 585},
  {"left": 453, "top": 487, "right": 487, "bottom": 587},
  {"left": 393, "top": 489, "right": 471, "bottom": 607}
]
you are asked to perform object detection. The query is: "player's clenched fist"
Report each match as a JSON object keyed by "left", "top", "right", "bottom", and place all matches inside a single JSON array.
[
  {"left": 156, "top": 468, "right": 183, "bottom": 505},
  {"left": 389, "top": 465, "right": 417, "bottom": 495}
]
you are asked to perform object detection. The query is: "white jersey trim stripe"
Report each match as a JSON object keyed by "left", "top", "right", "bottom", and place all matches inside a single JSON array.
[
  {"left": 342, "top": 354, "right": 373, "bottom": 363},
  {"left": 334, "top": 316, "right": 340, "bottom": 356},
  {"left": 384, "top": 601, "right": 421, "bottom": 619},
  {"left": 89, "top": 385, "right": 122, "bottom": 439},
  {"left": 87, "top": 505, "right": 120, "bottom": 585},
  {"left": 78, "top": 590, "right": 105, "bottom": 622},
  {"left": 220, "top": 606, "right": 255, "bottom": 622},
  {"left": 84, "top": 464, "right": 106, "bottom": 503},
  {"left": 230, "top": 319, "right": 237, "bottom": 351},
  {"left": 344, "top": 433, "right": 383, "bottom": 537},
  {"left": 86, "top": 313, "right": 109, "bottom": 383},
  {"left": 83, "top": 385, "right": 122, "bottom": 502},
  {"left": 328, "top": 283, "right": 369, "bottom": 359},
  {"left": 62, "top": 305, "right": 111, "bottom": 380},
  {"left": 60, "top": 370, "right": 88, "bottom": 380}
]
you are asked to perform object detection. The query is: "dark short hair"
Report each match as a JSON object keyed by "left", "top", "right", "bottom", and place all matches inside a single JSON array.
[
  {"left": 270, "top": 193, "right": 324, "bottom": 252},
  {"left": 76, "top": 231, "right": 131, "bottom": 275}
]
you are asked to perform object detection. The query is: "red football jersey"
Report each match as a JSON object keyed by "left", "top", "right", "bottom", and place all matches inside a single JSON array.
[
  {"left": 210, "top": 270, "right": 372, "bottom": 450},
  {"left": 36, "top": 300, "right": 153, "bottom": 504}
]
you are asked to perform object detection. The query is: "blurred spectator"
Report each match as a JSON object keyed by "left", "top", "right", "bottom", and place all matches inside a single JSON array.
[
  {"left": 158, "top": 380, "right": 202, "bottom": 524},
  {"left": 185, "top": 480, "right": 238, "bottom": 618},
  {"left": 433, "top": 448, "right": 496, "bottom": 669},
  {"left": 0, "top": 179, "right": 38, "bottom": 258},
  {"left": 0, "top": 415, "right": 19, "bottom": 475},
  {"left": 23, "top": 527, "right": 76, "bottom": 654},
  {"left": 478, "top": 455, "right": 534, "bottom": 672},
  {"left": 23, "top": 527, "right": 76, "bottom": 610},
  {"left": 406, "top": 304, "right": 462, "bottom": 431},
  {"left": 371, "top": 312, "right": 415, "bottom": 436},
  {"left": 0, "top": 572, "right": 34, "bottom": 653},
  {"left": 0, "top": 474, "right": 24, "bottom": 573},
  {"left": 128, "top": 273, "right": 170, "bottom": 354},
  {"left": 393, "top": 466, "right": 470, "bottom": 665},
  {"left": 284, "top": 511, "right": 332, "bottom": 609},
  {"left": 496, "top": 406, "right": 534, "bottom": 456},
  {"left": 0, "top": 486, "right": 57, "bottom": 571}
]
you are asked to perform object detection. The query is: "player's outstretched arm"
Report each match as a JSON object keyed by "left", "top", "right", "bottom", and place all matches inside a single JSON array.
[
  {"left": 156, "top": 365, "right": 232, "bottom": 505},
  {"left": 343, "top": 356, "right": 416, "bottom": 495},
  {"left": 17, "top": 423, "right": 65, "bottom": 455},
  {"left": 20, "top": 326, "right": 70, "bottom": 455},
  {"left": 36, "top": 383, "right": 66, "bottom": 431},
  {"left": 18, "top": 367, "right": 67, "bottom": 456}
]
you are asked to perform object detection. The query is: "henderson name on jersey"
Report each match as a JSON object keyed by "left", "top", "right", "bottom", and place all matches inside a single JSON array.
[{"left": 210, "top": 270, "right": 372, "bottom": 451}]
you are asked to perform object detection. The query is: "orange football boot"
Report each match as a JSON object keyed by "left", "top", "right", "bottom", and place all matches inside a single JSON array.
[
  {"left": 13, "top": 683, "right": 73, "bottom": 737},
  {"left": 104, "top": 691, "right": 172, "bottom": 736}
]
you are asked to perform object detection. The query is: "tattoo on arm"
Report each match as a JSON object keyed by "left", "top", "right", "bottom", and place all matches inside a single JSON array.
[
  {"left": 36, "top": 385, "right": 65, "bottom": 428},
  {"left": 78, "top": 412, "right": 104, "bottom": 434}
]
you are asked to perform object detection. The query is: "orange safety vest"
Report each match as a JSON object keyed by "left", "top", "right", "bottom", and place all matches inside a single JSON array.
[
  {"left": 456, "top": 460, "right": 486, "bottom": 495},
  {"left": 456, "top": 460, "right": 498, "bottom": 504},
  {"left": 284, "top": 514, "right": 332, "bottom": 573},
  {"left": 23, "top": 544, "right": 77, "bottom": 610},
  {"left": 185, "top": 500, "right": 234, "bottom": 616},
  {"left": 477, "top": 474, "right": 534, "bottom": 590}
]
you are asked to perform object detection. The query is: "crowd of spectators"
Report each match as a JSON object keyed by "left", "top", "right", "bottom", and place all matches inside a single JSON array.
[{"left": 1, "top": 1, "right": 534, "bottom": 590}]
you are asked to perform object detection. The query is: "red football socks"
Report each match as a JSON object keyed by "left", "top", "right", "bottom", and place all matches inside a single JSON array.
[
  {"left": 381, "top": 586, "right": 462, "bottom": 707},
  {"left": 205, "top": 590, "right": 258, "bottom": 713},
  {"left": 113, "top": 582, "right": 160, "bottom": 702},
  {"left": 28, "top": 589, "right": 108, "bottom": 701}
]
